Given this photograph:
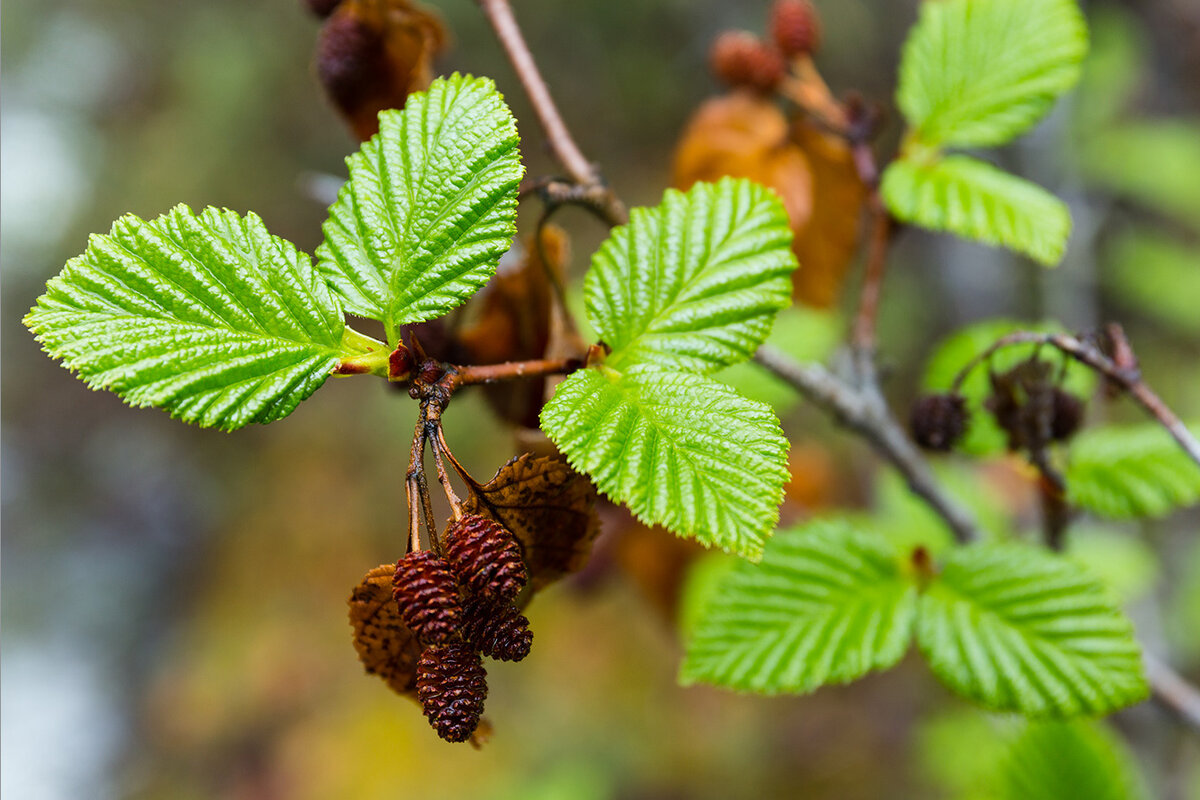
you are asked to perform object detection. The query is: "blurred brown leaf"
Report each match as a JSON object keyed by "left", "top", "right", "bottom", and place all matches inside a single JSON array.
[
  {"left": 789, "top": 120, "right": 866, "bottom": 307},
  {"left": 610, "top": 522, "right": 705, "bottom": 624},
  {"left": 348, "top": 563, "right": 422, "bottom": 700},
  {"left": 316, "top": 0, "right": 447, "bottom": 141},
  {"left": 462, "top": 453, "right": 600, "bottom": 593},
  {"left": 458, "top": 226, "right": 572, "bottom": 428},
  {"left": 673, "top": 92, "right": 814, "bottom": 231},
  {"left": 673, "top": 93, "right": 866, "bottom": 308}
]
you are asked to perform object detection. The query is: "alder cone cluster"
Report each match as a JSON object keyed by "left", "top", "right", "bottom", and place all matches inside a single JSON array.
[
  {"left": 710, "top": 31, "right": 786, "bottom": 94},
  {"left": 416, "top": 643, "right": 489, "bottom": 743},
  {"left": 771, "top": 0, "right": 821, "bottom": 57},
  {"left": 381, "top": 515, "right": 535, "bottom": 742}
]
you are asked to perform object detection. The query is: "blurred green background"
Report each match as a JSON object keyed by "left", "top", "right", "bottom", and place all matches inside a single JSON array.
[{"left": 3, "top": 1, "right": 1199, "bottom": 798}]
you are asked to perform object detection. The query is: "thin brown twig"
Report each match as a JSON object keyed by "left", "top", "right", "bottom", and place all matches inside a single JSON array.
[
  {"left": 406, "top": 414, "right": 432, "bottom": 552},
  {"left": 476, "top": 0, "right": 597, "bottom": 186},
  {"left": 445, "top": 355, "right": 582, "bottom": 391},
  {"left": 851, "top": 203, "right": 893, "bottom": 353}
]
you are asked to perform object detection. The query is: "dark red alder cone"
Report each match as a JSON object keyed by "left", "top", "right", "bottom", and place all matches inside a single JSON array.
[
  {"left": 1049, "top": 388, "right": 1085, "bottom": 441},
  {"left": 910, "top": 393, "right": 970, "bottom": 452},
  {"left": 710, "top": 31, "right": 787, "bottom": 94},
  {"left": 461, "top": 600, "right": 533, "bottom": 662},
  {"left": 416, "top": 643, "right": 488, "bottom": 743},
  {"left": 392, "top": 551, "right": 463, "bottom": 646},
  {"left": 443, "top": 514, "right": 528, "bottom": 604},
  {"left": 771, "top": 0, "right": 821, "bottom": 57},
  {"left": 316, "top": 11, "right": 390, "bottom": 124}
]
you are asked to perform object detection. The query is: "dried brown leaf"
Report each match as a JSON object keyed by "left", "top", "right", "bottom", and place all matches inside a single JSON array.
[
  {"left": 348, "top": 563, "right": 422, "bottom": 699},
  {"left": 462, "top": 453, "right": 600, "bottom": 593},
  {"left": 673, "top": 92, "right": 814, "bottom": 235},
  {"left": 458, "top": 227, "right": 571, "bottom": 428},
  {"left": 316, "top": 0, "right": 447, "bottom": 141}
]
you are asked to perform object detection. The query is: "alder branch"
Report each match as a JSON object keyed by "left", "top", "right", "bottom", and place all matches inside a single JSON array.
[
  {"left": 754, "top": 344, "right": 979, "bottom": 545},
  {"left": 473, "top": 2, "right": 1200, "bottom": 736}
]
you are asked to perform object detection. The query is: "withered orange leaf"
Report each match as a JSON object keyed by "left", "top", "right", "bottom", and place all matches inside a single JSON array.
[
  {"left": 316, "top": 0, "right": 447, "bottom": 141},
  {"left": 789, "top": 120, "right": 866, "bottom": 308},
  {"left": 673, "top": 92, "right": 814, "bottom": 238},
  {"left": 462, "top": 453, "right": 600, "bottom": 593},
  {"left": 348, "top": 563, "right": 422, "bottom": 699},
  {"left": 458, "top": 227, "right": 570, "bottom": 428}
]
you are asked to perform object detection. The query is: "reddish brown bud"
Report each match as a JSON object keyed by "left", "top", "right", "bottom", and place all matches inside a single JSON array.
[
  {"left": 910, "top": 393, "right": 970, "bottom": 451},
  {"left": 710, "top": 31, "right": 786, "bottom": 94},
  {"left": 416, "top": 643, "right": 487, "bottom": 743},
  {"left": 388, "top": 343, "right": 414, "bottom": 381},
  {"left": 392, "top": 551, "right": 463, "bottom": 646},
  {"left": 443, "top": 514, "right": 528, "bottom": 604},
  {"left": 771, "top": 0, "right": 821, "bottom": 57},
  {"left": 461, "top": 600, "right": 533, "bottom": 662}
]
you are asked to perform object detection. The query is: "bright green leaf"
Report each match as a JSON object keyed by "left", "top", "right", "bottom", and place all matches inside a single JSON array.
[
  {"left": 317, "top": 74, "right": 523, "bottom": 340},
  {"left": 539, "top": 365, "right": 789, "bottom": 559},
  {"left": 917, "top": 543, "right": 1148, "bottom": 716},
  {"left": 585, "top": 177, "right": 795, "bottom": 374},
  {"left": 897, "top": 0, "right": 1088, "bottom": 148},
  {"left": 680, "top": 520, "right": 918, "bottom": 694},
  {"left": 1067, "top": 422, "right": 1200, "bottom": 519},
  {"left": 882, "top": 155, "right": 1071, "bottom": 265},
  {"left": 24, "top": 205, "right": 369, "bottom": 431},
  {"left": 997, "top": 721, "right": 1149, "bottom": 800},
  {"left": 922, "top": 318, "right": 1096, "bottom": 455}
]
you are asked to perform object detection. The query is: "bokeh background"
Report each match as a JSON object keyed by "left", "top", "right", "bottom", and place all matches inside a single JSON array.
[{"left": 3, "top": 1, "right": 1200, "bottom": 798}]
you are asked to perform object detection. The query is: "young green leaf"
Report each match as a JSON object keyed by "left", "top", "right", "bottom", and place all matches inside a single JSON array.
[
  {"left": 317, "top": 73, "right": 523, "bottom": 340},
  {"left": 897, "top": 0, "right": 1088, "bottom": 148},
  {"left": 997, "top": 721, "right": 1149, "bottom": 800},
  {"left": 680, "top": 520, "right": 918, "bottom": 694},
  {"left": 539, "top": 365, "right": 789, "bottom": 560},
  {"left": 585, "top": 177, "right": 795, "bottom": 374},
  {"left": 24, "top": 205, "right": 370, "bottom": 430},
  {"left": 882, "top": 156, "right": 1071, "bottom": 265},
  {"left": 917, "top": 543, "right": 1148, "bottom": 716},
  {"left": 1067, "top": 422, "right": 1200, "bottom": 519},
  {"left": 922, "top": 318, "right": 1097, "bottom": 455}
]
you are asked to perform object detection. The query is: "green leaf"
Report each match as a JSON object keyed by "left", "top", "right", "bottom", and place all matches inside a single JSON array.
[
  {"left": 679, "top": 520, "right": 918, "bottom": 694},
  {"left": 585, "top": 177, "right": 795, "bottom": 374},
  {"left": 917, "top": 543, "right": 1148, "bottom": 716},
  {"left": 317, "top": 74, "right": 523, "bottom": 339},
  {"left": 882, "top": 155, "right": 1071, "bottom": 265},
  {"left": 539, "top": 365, "right": 789, "bottom": 559},
  {"left": 1066, "top": 422, "right": 1200, "bottom": 519},
  {"left": 1104, "top": 230, "right": 1200, "bottom": 336},
  {"left": 997, "top": 721, "right": 1149, "bottom": 800},
  {"left": 1080, "top": 120, "right": 1200, "bottom": 231},
  {"left": 24, "top": 205, "right": 368, "bottom": 430},
  {"left": 922, "top": 318, "right": 1097, "bottom": 455},
  {"left": 897, "top": 0, "right": 1088, "bottom": 148}
]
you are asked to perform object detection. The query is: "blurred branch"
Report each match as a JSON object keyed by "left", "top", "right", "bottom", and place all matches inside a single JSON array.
[
  {"left": 1144, "top": 652, "right": 1200, "bottom": 731},
  {"left": 754, "top": 345, "right": 979, "bottom": 545}
]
